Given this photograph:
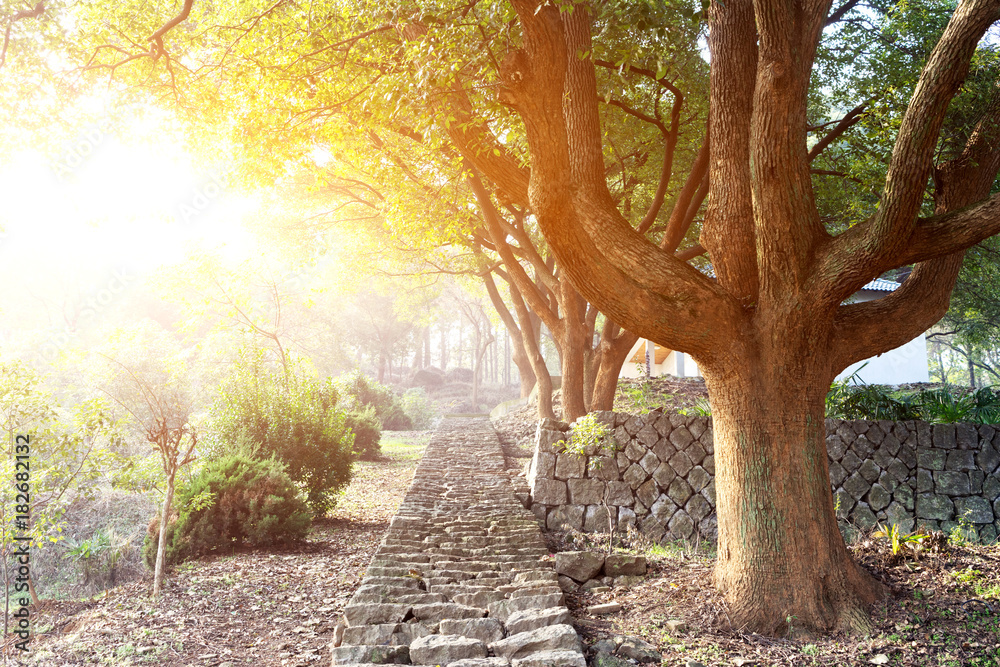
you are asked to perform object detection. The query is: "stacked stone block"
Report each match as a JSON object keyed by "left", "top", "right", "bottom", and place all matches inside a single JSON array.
[
  {"left": 528, "top": 412, "right": 717, "bottom": 543},
  {"left": 528, "top": 412, "right": 1000, "bottom": 545},
  {"left": 331, "top": 417, "right": 586, "bottom": 667},
  {"left": 828, "top": 420, "right": 1000, "bottom": 543}
]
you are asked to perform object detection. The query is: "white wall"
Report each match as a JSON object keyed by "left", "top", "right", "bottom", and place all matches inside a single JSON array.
[
  {"left": 836, "top": 333, "right": 931, "bottom": 385},
  {"left": 619, "top": 340, "right": 701, "bottom": 378}
]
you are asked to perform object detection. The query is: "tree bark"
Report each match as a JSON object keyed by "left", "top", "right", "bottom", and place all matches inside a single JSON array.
[
  {"left": 591, "top": 321, "right": 640, "bottom": 411},
  {"left": 443, "top": 0, "right": 1000, "bottom": 636},
  {"left": 704, "top": 347, "right": 885, "bottom": 635},
  {"left": 559, "top": 280, "right": 589, "bottom": 422},
  {"left": 510, "top": 284, "right": 555, "bottom": 419}
]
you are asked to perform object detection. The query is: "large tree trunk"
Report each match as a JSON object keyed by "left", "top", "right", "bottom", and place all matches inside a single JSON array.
[{"left": 702, "top": 342, "right": 884, "bottom": 635}]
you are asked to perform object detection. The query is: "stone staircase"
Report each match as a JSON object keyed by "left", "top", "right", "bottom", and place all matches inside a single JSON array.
[{"left": 330, "top": 417, "right": 587, "bottom": 667}]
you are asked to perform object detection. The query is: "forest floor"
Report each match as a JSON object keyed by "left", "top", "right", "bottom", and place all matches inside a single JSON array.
[
  {"left": 2, "top": 432, "right": 431, "bottom": 667},
  {"left": 5, "top": 423, "right": 1000, "bottom": 667},
  {"left": 556, "top": 529, "right": 1000, "bottom": 667}
]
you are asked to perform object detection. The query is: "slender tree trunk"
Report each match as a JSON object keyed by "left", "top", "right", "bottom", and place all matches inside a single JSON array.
[
  {"left": 511, "top": 287, "right": 555, "bottom": 419},
  {"left": 703, "top": 342, "right": 885, "bottom": 635},
  {"left": 27, "top": 573, "right": 39, "bottom": 606},
  {"left": 969, "top": 355, "right": 977, "bottom": 389},
  {"left": 558, "top": 283, "right": 588, "bottom": 422},
  {"left": 413, "top": 329, "right": 424, "bottom": 370},
  {"left": 153, "top": 469, "right": 177, "bottom": 598},
  {"left": 560, "top": 337, "right": 587, "bottom": 422},
  {"left": 423, "top": 327, "right": 431, "bottom": 370},
  {"left": 591, "top": 324, "right": 640, "bottom": 411}
]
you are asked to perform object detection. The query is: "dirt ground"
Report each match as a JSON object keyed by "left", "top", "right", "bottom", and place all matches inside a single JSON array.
[
  {"left": 1, "top": 433, "right": 430, "bottom": 667},
  {"left": 554, "top": 529, "right": 1000, "bottom": 667}
]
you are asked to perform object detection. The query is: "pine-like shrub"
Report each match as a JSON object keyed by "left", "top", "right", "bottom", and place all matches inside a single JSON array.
[
  {"left": 345, "top": 407, "right": 382, "bottom": 460},
  {"left": 209, "top": 353, "right": 355, "bottom": 515},
  {"left": 143, "top": 453, "right": 310, "bottom": 567}
]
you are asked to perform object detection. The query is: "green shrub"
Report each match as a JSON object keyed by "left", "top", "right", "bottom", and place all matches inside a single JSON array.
[
  {"left": 826, "top": 382, "right": 921, "bottom": 421},
  {"left": 337, "top": 370, "right": 413, "bottom": 430},
  {"left": 826, "top": 378, "right": 1000, "bottom": 424},
  {"left": 209, "top": 353, "right": 354, "bottom": 514},
  {"left": 401, "top": 387, "right": 436, "bottom": 430},
  {"left": 143, "top": 453, "right": 310, "bottom": 567},
  {"left": 345, "top": 407, "right": 382, "bottom": 460}
]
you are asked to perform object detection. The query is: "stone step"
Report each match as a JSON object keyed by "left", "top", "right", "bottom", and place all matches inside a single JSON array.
[{"left": 331, "top": 418, "right": 583, "bottom": 667}]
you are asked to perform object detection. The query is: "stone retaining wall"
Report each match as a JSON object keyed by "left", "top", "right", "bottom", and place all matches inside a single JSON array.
[
  {"left": 527, "top": 412, "right": 1000, "bottom": 545},
  {"left": 331, "top": 417, "right": 587, "bottom": 667}
]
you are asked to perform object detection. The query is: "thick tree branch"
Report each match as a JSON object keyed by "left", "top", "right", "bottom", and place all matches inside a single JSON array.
[
  {"left": 467, "top": 165, "right": 564, "bottom": 337},
  {"left": 700, "top": 0, "right": 759, "bottom": 301},
  {"left": 822, "top": 0, "right": 1000, "bottom": 297},
  {"left": 831, "top": 254, "right": 964, "bottom": 369},
  {"left": 500, "top": 0, "right": 738, "bottom": 359},
  {"left": 677, "top": 244, "right": 707, "bottom": 262},
  {"left": 662, "top": 136, "right": 709, "bottom": 251},
  {"left": 895, "top": 194, "right": 1000, "bottom": 266},
  {"left": 442, "top": 84, "right": 531, "bottom": 208},
  {"left": 149, "top": 0, "right": 194, "bottom": 58},
  {"left": 0, "top": 2, "right": 44, "bottom": 72},
  {"left": 831, "top": 68, "right": 1000, "bottom": 371},
  {"left": 825, "top": 0, "right": 862, "bottom": 25}
]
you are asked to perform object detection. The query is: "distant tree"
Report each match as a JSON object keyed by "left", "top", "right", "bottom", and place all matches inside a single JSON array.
[{"left": 452, "top": 291, "right": 496, "bottom": 407}]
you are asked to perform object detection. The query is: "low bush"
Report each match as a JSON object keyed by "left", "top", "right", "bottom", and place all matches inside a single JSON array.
[
  {"left": 338, "top": 370, "right": 412, "bottom": 430},
  {"left": 826, "top": 379, "right": 1000, "bottom": 424},
  {"left": 345, "top": 407, "right": 382, "bottom": 460},
  {"left": 143, "top": 453, "right": 310, "bottom": 567},
  {"left": 209, "top": 352, "right": 354, "bottom": 515},
  {"left": 401, "top": 387, "right": 437, "bottom": 430}
]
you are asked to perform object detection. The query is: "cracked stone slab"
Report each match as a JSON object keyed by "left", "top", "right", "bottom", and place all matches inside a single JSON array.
[{"left": 489, "top": 624, "right": 582, "bottom": 659}]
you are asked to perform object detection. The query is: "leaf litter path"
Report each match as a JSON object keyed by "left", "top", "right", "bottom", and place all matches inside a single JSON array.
[{"left": 14, "top": 432, "right": 431, "bottom": 667}]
